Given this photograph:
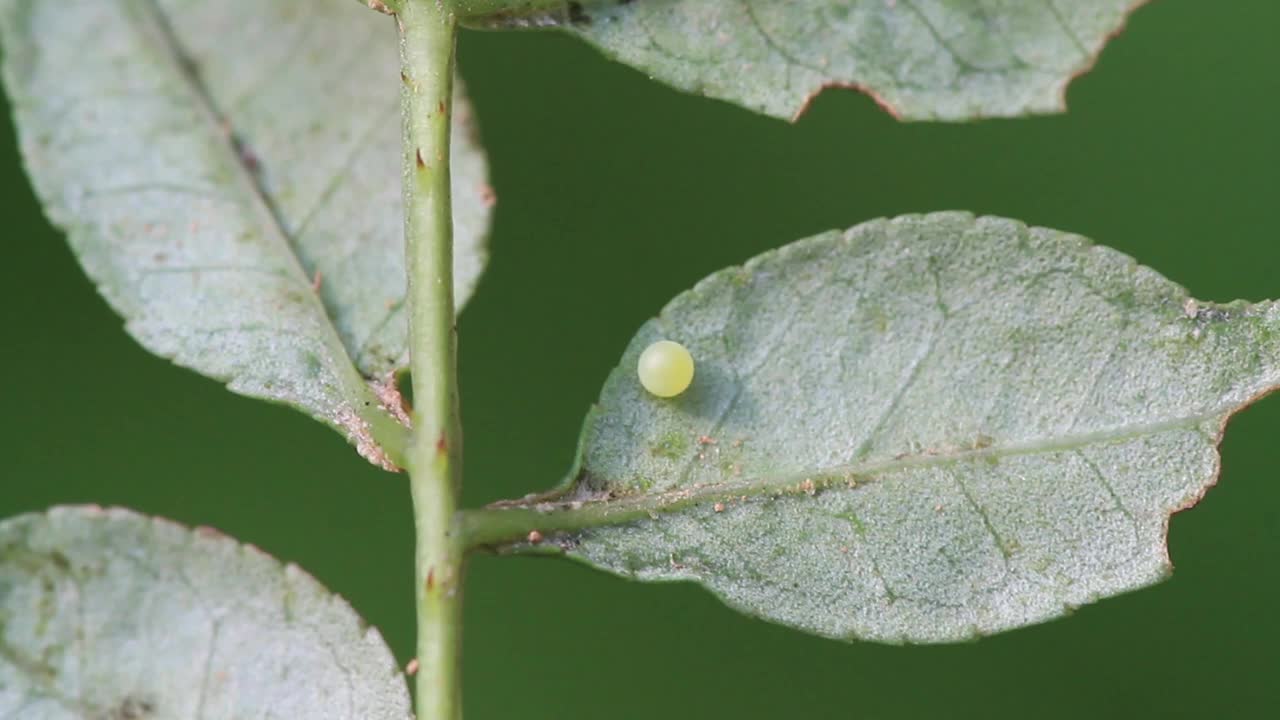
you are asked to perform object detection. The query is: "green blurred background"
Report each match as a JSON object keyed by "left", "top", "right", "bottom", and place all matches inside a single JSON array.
[{"left": 3, "top": 2, "right": 1279, "bottom": 718}]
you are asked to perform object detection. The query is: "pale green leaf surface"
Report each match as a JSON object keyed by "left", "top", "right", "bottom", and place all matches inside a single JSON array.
[
  {"left": 0, "top": 506, "right": 411, "bottom": 720},
  {"left": 0, "top": 0, "right": 494, "bottom": 468},
  {"left": 497, "top": 213, "right": 1280, "bottom": 643},
  {"left": 476, "top": 0, "right": 1147, "bottom": 121}
]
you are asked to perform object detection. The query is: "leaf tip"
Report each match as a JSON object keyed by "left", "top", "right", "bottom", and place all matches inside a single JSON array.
[{"left": 1054, "top": 0, "right": 1156, "bottom": 114}]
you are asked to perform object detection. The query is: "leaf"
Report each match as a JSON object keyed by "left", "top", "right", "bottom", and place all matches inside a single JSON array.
[
  {"left": 471, "top": 0, "right": 1148, "bottom": 121},
  {"left": 484, "top": 212, "right": 1280, "bottom": 643},
  {"left": 0, "top": 506, "right": 411, "bottom": 719},
  {"left": 0, "top": 0, "right": 495, "bottom": 470}
]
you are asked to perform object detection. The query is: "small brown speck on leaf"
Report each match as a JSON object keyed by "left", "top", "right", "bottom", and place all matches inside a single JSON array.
[
  {"left": 406, "top": 658, "right": 420, "bottom": 676},
  {"left": 527, "top": 530, "right": 544, "bottom": 544},
  {"left": 713, "top": 502, "right": 725, "bottom": 513}
]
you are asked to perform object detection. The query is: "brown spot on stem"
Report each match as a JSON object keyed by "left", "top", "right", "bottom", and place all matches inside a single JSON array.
[
  {"left": 436, "top": 431, "right": 448, "bottom": 455},
  {"left": 416, "top": 148, "right": 426, "bottom": 169},
  {"left": 426, "top": 567, "right": 435, "bottom": 591}
]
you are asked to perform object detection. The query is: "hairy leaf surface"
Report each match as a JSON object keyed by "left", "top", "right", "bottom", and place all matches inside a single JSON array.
[
  {"left": 0, "top": 0, "right": 494, "bottom": 468},
  {"left": 0, "top": 506, "right": 410, "bottom": 719},
  {"left": 487, "top": 213, "right": 1280, "bottom": 643},
  {"left": 473, "top": 0, "right": 1148, "bottom": 121}
]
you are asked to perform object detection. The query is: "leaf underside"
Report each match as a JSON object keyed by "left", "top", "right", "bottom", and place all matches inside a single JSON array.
[
  {"left": 497, "top": 212, "right": 1280, "bottom": 643},
  {"left": 474, "top": 0, "right": 1149, "bottom": 122},
  {"left": 0, "top": 0, "right": 495, "bottom": 469},
  {"left": 0, "top": 506, "right": 411, "bottom": 720}
]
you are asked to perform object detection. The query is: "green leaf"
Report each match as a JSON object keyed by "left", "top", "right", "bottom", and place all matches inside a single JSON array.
[
  {"left": 0, "top": 506, "right": 410, "bottom": 719},
  {"left": 472, "top": 0, "right": 1148, "bottom": 121},
  {"left": 0, "top": 0, "right": 495, "bottom": 470},
  {"left": 478, "top": 212, "right": 1280, "bottom": 643}
]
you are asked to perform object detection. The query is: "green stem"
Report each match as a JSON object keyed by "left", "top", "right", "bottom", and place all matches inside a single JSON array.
[{"left": 399, "top": 3, "right": 463, "bottom": 720}]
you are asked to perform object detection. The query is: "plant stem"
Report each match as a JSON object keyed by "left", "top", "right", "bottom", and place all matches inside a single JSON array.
[{"left": 399, "top": 2, "right": 463, "bottom": 719}]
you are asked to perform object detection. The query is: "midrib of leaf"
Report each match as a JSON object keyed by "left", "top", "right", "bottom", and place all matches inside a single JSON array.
[
  {"left": 462, "top": 409, "right": 1232, "bottom": 549},
  {"left": 128, "top": 0, "right": 405, "bottom": 460}
]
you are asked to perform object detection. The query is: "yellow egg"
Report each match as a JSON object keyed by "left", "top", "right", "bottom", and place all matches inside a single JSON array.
[{"left": 637, "top": 340, "right": 695, "bottom": 398}]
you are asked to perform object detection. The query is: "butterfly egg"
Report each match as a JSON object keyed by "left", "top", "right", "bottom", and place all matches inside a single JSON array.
[{"left": 637, "top": 340, "right": 695, "bottom": 398}]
